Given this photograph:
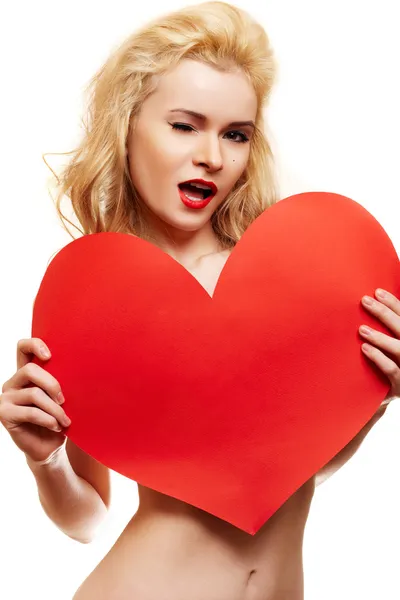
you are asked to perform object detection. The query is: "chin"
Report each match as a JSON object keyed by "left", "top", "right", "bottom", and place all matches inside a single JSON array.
[
  {"left": 153, "top": 204, "right": 212, "bottom": 230},
  {"left": 163, "top": 214, "right": 210, "bottom": 232}
]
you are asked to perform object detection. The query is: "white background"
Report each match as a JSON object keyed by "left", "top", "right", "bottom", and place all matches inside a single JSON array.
[{"left": 1, "top": 1, "right": 399, "bottom": 598}]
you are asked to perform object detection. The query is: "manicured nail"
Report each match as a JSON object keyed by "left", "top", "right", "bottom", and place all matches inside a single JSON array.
[
  {"left": 360, "top": 326, "right": 372, "bottom": 335},
  {"left": 362, "top": 296, "right": 374, "bottom": 306}
]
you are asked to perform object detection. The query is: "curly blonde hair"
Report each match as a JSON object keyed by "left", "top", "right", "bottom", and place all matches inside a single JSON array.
[{"left": 44, "top": 1, "right": 280, "bottom": 249}]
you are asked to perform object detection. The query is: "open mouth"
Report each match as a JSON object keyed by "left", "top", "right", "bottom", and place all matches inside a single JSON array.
[{"left": 178, "top": 182, "right": 214, "bottom": 200}]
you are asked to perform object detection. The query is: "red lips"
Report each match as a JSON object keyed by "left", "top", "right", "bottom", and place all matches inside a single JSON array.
[{"left": 178, "top": 178, "right": 218, "bottom": 195}]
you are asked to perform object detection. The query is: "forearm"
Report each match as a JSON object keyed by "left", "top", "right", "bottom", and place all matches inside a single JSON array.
[
  {"left": 316, "top": 403, "right": 388, "bottom": 485},
  {"left": 26, "top": 446, "right": 108, "bottom": 543}
]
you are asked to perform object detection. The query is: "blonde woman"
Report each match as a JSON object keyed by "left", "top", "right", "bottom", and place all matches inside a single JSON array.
[{"left": 0, "top": 2, "right": 397, "bottom": 599}]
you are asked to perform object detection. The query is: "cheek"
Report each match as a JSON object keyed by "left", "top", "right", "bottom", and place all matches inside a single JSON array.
[
  {"left": 231, "top": 144, "right": 250, "bottom": 167},
  {"left": 141, "top": 132, "right": 184, "bottom": 178},
  {"left": 128, "top": 136, "right": 166, "bottom": 189},
  {"left": 232, "top": 156, "right": 249, "bottom": 182}
]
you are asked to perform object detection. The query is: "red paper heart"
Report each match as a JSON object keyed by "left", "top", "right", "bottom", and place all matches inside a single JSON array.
[{"left": 31, "top": 191, "right": 400, "bottom": 535}]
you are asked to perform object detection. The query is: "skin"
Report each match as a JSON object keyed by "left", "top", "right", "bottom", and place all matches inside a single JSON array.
[
  {"left": 126, "top": 58, "right": 256, "bottom": 273},
  {"left": 71, "top": 58, "right": 400, "bottom": 600},
  {"left": 3, "top": 56, "right": 398, "bottom": 599},
  {"left": 0, "top": 39, "right": 400, "bottom": 600},
  {"left": 72, "top": 58, "right": 317, "bottom": 600}
]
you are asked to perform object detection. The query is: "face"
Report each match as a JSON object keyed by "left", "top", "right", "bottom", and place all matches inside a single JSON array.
[{"left": 126, "top": 58, "right": 257, "bottom": 244}]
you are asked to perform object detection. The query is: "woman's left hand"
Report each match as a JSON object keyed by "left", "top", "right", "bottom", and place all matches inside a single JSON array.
[{"left": 359, "top": 288, "right": 400, "bottom": 407}]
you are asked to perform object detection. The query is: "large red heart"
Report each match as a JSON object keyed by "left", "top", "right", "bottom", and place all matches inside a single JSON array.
[{"left": 31, "top": 191, "right": 400, "bottom": 535}]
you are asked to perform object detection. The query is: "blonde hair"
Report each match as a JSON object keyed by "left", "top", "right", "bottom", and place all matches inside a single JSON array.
[{"left": 44, "top": 1, "right": 280, "bottom": 249}]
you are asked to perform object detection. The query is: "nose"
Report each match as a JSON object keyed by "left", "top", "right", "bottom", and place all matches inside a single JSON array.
[{"left": 193, "top": 134, "right": 223, "bottom": 172}]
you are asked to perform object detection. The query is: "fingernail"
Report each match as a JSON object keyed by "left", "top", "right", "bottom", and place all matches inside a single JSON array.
[
  {"left": 362, "top": 296, "right": 374, "bottom": 306},
  {"left": 40, "top": 346, "right": 51, "bottom": 358},
  {"left": 57, "top": 392, "right": 65, "bottom": 405},
  {"left": 376, "top": 289, "right": 387, "bottom": 299},
  {"left": 360, "top": 325, "right": 372, "bottom": 335}
]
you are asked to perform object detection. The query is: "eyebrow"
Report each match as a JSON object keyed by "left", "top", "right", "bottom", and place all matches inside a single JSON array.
[{"left": 168, "top": 108, "right": 255, "bottom": 129}]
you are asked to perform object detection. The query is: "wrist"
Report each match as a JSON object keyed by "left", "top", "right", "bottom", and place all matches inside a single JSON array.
[{"left": 25, "top": 444, "right": 67, "bottom": 472}]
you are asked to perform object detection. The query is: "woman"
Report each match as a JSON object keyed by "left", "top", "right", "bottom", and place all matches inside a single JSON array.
[{"left": 1, "top": 2, "right": 398, "bottom": 599}]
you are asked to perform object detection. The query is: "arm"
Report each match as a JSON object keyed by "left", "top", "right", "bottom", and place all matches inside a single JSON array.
[
  {"left": 315, "top": 402, "right": 389, "bottom": 486},
  {"left": 26, "top": 441, "right": 110, "bottom": 544}
]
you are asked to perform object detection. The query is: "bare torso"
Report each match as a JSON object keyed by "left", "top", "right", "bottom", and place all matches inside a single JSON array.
[{"left": 73, "top": 249, "right": 317, "bottom": 600}]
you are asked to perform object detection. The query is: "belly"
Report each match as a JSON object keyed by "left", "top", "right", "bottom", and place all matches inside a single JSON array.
[{"left": 73, "top": 476, "right": 316, "bottom": 600}]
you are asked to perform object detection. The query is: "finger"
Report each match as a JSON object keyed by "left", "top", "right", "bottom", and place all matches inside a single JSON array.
[
  {"left": 361, "top": 343, "right": 400, "bottom": 388},
  {"left": 359, "top": 325, "right": 400, "bottom": 358},
  {"left": 16, "top": 338, "right": 51, "bottom": 371},
  {"left": 362, "top": 291, "right": 400, "bottom": 338},
  {"left": 2, "top": 363, "right": 63, "bottom": 406},
  {"left": 11, "top": 387, "right": 71, "bottom": 428},
  {"left": 0, "top": 401, "right": 65, "bottom": 433},
  {"left": 374, "top": 289, "right": 400, "bottom": 317}
]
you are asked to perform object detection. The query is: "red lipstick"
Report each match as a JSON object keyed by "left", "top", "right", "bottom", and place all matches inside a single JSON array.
[{"left": 178, "top": 178, "right": 218, "bottom": 209}]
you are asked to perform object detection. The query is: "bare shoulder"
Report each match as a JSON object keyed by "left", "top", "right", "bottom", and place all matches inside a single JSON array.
[{"left": 66, "top": 438, "right": 111, "bottom": 509}]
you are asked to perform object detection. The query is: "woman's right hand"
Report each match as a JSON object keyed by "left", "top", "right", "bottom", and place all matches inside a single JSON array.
[{"left": 0, "top": 338, "right": 72, "bottom": 464}]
